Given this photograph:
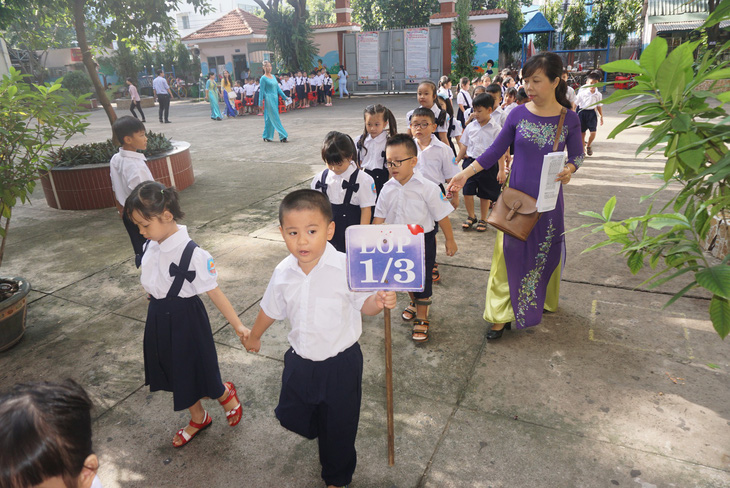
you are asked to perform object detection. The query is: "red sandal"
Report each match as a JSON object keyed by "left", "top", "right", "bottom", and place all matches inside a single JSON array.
[
  {"left": 219, "top": 381, "right": 242, "bottom": 427},
  {"left": 173, "top": 410, "right": 212, "bottom": 448}
]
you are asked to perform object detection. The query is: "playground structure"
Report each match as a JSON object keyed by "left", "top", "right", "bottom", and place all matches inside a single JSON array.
[{"left": 519, "top": 11, "right": 610, "bottom": 91}]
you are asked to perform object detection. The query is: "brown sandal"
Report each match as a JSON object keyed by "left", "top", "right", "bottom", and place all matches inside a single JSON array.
[
  {"left": 412, "top": 319, "right": 430, "bottom": 342},
  {"left": 476, "top": 220, "right": 488, "bottom": 232},
  {"left": 402, "top": 302, "right": 417, "bottom": 321},
  {"left": 462, "top": 216, "right": 477, "bottom": 229}
]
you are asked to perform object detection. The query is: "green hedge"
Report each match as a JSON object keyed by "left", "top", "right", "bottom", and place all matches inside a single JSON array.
[{"left": 51, "top": 131, "right": 173, "bottom": 168}]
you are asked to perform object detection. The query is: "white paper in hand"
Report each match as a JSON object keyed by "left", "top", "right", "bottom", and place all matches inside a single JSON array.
[{"left": 536, "top": 151, "right": 567, "bottom": 212}]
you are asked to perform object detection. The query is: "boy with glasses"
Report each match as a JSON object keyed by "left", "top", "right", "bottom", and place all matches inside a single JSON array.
[{"left": 373, "top": 134, "right": 457, "bottom": 343}]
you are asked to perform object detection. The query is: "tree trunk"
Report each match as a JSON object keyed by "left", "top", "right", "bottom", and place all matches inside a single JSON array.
[{"left": 70, "top": 0, "right": 118, "bottom": 144}]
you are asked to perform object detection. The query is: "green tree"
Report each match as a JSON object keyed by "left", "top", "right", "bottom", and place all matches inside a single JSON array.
[
  {"left": 308, "top": 0, "right": 335, "bottom": 25},
  {"left": 255, "top": 0, "right": 317, "bottom": 72},
  {"left": 453, "top": 0, "right": 476, "bottom": 78},
  {"left": 612, "top": 0, "right": 641, "bottom": 58},
  {"left": 497, "top": 0, "right": 525, "bottom": 67},
  {"left": 111, "top": 42, "right": 140, "bottom": 84},
  {"left": 0, "top": 0, "right": 211, "bottom": 142},
  {"left": 562, "top": 0, "right": 587, "bottom": 51},
  {"left": 351, "top": 0, "right": 439, "bottom": 30},
  {"left": 535, "top": 0, "right": 561, "bottom": 51}
]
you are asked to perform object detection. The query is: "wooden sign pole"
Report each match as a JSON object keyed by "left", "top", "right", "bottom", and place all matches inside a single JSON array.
[{"left": 384, "top": 306, "right": 395, "bottom": 466}]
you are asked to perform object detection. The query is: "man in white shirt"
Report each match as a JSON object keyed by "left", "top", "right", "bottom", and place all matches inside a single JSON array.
[{"left": 152, "top": 69, "right": 171, "bottom": 123}]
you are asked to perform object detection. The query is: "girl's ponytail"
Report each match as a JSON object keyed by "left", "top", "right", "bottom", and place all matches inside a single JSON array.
[
  {"left": 385, "top": 107, "right": 398, "bottom": 136},
  {"left": 434, "top": 96, "right": 447, "bottom": 127},
  {"left": 125, "top": 181, "right": 184, "bottom": 221},
  {"left": 358, "top": 104, "right": 398, "bottom": 163},
  {"left": 555, "top": 78, "right": 571, "bottom": 110}
]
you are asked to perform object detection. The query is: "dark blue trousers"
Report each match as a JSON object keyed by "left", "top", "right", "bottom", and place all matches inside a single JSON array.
[{"left": 275, "top": 343, "right": 363, "bottom": 487}]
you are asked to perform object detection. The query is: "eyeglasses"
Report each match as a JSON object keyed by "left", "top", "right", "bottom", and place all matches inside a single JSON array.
[
  {"left": 409, "top": 122, "right": 432, "bottom": 129},
  {"left": 385, "top": 156, "right": 414, "bottom": 168}
]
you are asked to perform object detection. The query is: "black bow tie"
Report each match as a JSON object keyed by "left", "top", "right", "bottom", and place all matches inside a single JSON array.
[
  {"left": 315, "top": 180, "right": 328, "bottom": 192},
  {"left": 169, "top": 263, "right": 196, "bottom": 283},
  {"left": 342, "top": 180, "right": 359, "bottom": 192}
]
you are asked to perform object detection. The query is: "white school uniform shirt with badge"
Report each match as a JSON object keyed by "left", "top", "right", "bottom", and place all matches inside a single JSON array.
[
  {"left": 261, "top": 242, "right": 371, "bottom": 361},
  {"left": 310, "top": 162, "right": 377, "bottom": 207},
  {"left": 576, "top": 87, "right": 603, "bottom": 111},
  {"left": 374, "top": 169, "right": 455, "bottom": 233},
  {"left": 406, "top": 104, "right": 450, "bottom": 134},
  {"left": 243, "top": 84, "right": 256, "bottom": 96},
  {"left": 460, "top": 117, "right": 502, "bottom": 159},
  {"left": 415, "top": 134, "right": 460, "bottom": 186},
  {"left": 359, "top": 131, "right": 388, "bottom": 171},
  {"left": 491, "top": 106, "right": 506, "bottom": 126},
  {"left": 140, "top": 225, "right": 219, "bottom": 299},
  {"left": 109, "top": 148, "right": 154, "bottom": 206}
]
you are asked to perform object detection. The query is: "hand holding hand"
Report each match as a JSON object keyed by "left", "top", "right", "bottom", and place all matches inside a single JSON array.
[
  {"left": 446, "top": 172, "right": 468, "bottom": 195},
  {"left": 234, "top": 325, "right": 251, "bottom": 346},
  {"left": 243, "top": 335, "right": 261, "bottom": 353},
  {"left": 497, "top": 168, "right": 507, "bottom": 185}
]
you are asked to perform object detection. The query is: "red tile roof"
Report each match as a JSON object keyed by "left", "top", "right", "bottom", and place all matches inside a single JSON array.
[
  {"left": 430, "top": 8, "right": 507, "bottom": 19},
  {"left": 182, "top": 8, "right": 268, "bottom": 41},
  {"left": 311, "top": 22, "right": 361, "bottom": 29}
]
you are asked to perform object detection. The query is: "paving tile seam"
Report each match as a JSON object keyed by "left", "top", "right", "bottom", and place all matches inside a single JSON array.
[
  {"left": 433, "top": 263, "right": 711, "bottom": 302},
  {"left": 91, "top": 383, "right": 146, "bottom": 423},
  {"left": 210, "top": 298, "right": 263, "bottom": 337},
  {"left": 416, "top": 327, "right": 491, "bottom": 487},
  {"left": 196, "top": 179, "right": 312, "bottom": 231},
  {"left": 454, "top": 403, "right": 730, "bottom": 474},
  {"left": 42, "top": 290, "right": 143, "bottom": 318}
]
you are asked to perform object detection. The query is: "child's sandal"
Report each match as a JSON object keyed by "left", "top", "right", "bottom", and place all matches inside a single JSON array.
[
  {"left": 476, "top": 220, "right": 488, "bottom": 232},
  {"left": 402, "top": 302, "right": 417, "bottom": 321},
  {"left": 412, "top": 319, "right": 430, "bottom": 342},
  {"left": 432, "top": 263, "right": 440, "bottom": 283},
  {"left": 219, "top": 381, "right": 242, "bottom": 427},
  {"left": 462, "top": 216, "right": 477, "bottom": 229},
  {"left": 173, "top": 411, "right": 212, "bottom": 448}
]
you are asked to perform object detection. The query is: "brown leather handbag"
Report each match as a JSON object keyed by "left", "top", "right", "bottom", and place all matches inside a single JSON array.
[{"left": 487, "top": 107, "right": 567, "bottom": 241}]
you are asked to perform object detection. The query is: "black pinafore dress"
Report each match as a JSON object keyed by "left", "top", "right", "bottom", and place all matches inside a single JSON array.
[
  {"left": 144, "top": 240, "right": 225, "bottom": 411},
  {"left": 316, "top": 169, "right": 361, "bottom": 253}
]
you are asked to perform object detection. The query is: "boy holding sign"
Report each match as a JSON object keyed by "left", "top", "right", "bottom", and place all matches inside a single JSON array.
[
  {"left": 373, "top": 134, "right": 458, "bottom": 342},
  {"left": 243, "top": 189, "right": 396, "bottom": 488}
]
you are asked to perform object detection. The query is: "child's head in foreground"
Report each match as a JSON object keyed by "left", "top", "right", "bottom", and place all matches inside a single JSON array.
[
  {"left": 278, "top": 189, "right": 335, "bottom": 268},
  {"left": 410, "top": 107, "right": 436, "bottom": 142},
  {"left": 0, "top": 379, "right": 98, "bottom": 488},
  {"left": 113, "top": 115, "right": 147, "bottom": 151},
  {"left": 472, "top": 93, "right": 495, "bottom": 125},
  {"left": 321, "top": 131, "right": 357, "bottom": 175},
  {"left": 384, "top": 134, "right": 418, "bottom": 185}
]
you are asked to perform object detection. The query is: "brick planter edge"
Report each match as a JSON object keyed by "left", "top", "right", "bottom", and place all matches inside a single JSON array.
[{"left": 40, "top": 141, "right": 193, "bottom": 210}]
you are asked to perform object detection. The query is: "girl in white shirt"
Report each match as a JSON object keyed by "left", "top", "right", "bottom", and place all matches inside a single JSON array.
[
  {"left": 125, "top": 181, "right": 250, "bottom": 448},
  {"left": 356, "top": 103, "right": 398, "bottom": 197}
]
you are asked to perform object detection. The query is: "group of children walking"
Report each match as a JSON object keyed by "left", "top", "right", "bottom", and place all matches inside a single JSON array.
[{"left": 107, "top": 65, "right": 603, "bottom": 486}]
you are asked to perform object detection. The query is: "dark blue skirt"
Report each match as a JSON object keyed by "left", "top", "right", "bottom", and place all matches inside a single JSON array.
[{"left": 144, "top": 295, "right": 225, "bottom": 411}]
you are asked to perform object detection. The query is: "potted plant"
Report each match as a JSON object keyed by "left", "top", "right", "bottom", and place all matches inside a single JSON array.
[
  {"left": 575, "top": 7, "right": 730, "bottom": 338},
  {"left": 0, "top": 68, "right": 89, "bottom": 351}
]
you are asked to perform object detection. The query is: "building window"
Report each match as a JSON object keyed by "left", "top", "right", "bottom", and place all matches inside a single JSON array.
[{"left": 178, "top": 14, "right": 190, "bottom": 30}]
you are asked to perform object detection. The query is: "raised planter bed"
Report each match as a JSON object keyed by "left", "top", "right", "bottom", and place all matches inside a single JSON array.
[
  {"left": 115, "top": 96, "right": 156, "bottom": 110},
  {"left": 40, "top": 141, "right": 193, "bottom": 210}
]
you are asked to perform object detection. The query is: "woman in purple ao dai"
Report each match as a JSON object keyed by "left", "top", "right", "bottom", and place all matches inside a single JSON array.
[{"left": 447, "top": 53, "right": 585, "bottom": 339}]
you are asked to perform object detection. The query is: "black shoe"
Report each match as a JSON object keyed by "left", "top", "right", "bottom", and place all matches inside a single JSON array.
[
  {"left": 159, "top": 119, "right": 164, "bottom": 123},
  {"left": 263, "top": 138, "right": 273, "bottom": 142},
  {"left": 142, "top": 119, "right": 146, "bottom": 122},
  {"left": 486, "top": 322, "right": 511, "bottom": 340},
  {"left": 280, "top": 138, "right": 288, "bottom": 143},
  {"left": 164, "top": 120, "right": 171, "bottom": 123}
]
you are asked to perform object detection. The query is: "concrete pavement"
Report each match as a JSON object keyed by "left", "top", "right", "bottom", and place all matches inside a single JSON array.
[{"left": 1, "top": 94, "right": 728, "bottom": 488}]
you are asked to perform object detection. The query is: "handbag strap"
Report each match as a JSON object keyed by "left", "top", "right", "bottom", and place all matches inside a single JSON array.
[{"left": 552, "top": 107, "right": 568, "bottom": 152}]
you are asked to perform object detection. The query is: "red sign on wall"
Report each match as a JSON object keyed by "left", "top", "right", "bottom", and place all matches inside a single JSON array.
[{"left": 71, "top": 48, "right": 82, "bottom": 62}]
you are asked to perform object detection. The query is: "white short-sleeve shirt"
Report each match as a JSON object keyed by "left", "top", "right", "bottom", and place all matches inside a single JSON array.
[
  {"left": 109, "top": 148, "right": 154, "bottom": 206},
  {"left": 243, "top": 84, "right": 256, "bottom": 96},
  {"left": 415, "top": 134, "right": 460, "bottom": 186},
  {"left": 311, "top": 162, "right": 377, "bottom": 207},
  {"left": 406, "top": 104, "right": 450, "bottom": 134},
  {"left": 566, "top": 86, "right": 577, "bottom": 106},
  {"left": 261, "top": 243, "right": 371, "bottom": 361},
  {"left": 140, "top": 226, "right": 219, "bottom": 299},
  {"left": 576, "top": 88, "right": 603, "bottom": 110},
  {"left": 456, "top": 89, "right": 472, "bottom": 109},
  {"left": 491, "top": 106, "right": 506, "bottom": 127},
  {"left": 358, "top": 131, "right": 388, "bottom": 171},
  {"left": 460, "top": 117, "right": 502, "bottom": 159},
  {"left": 374, "top": 170, "right": 455, "bottom": 233}
]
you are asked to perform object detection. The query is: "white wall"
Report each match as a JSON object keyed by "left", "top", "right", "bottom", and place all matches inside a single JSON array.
[{"left": 172, "top": 0, "right": 260, "bottom": 39}]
